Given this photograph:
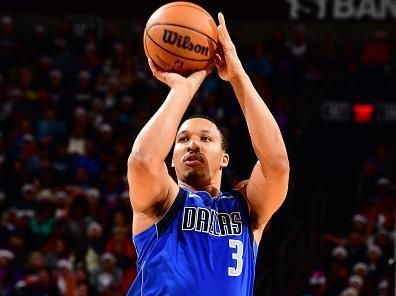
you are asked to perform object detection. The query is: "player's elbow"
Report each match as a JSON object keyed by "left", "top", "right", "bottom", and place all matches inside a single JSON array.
[
  {"left": 277, "top": 157, "right": 290, "bottom": 174},
  {"left": 128, "top": 149, "right": 153, "bottom": 170},
  {"left": 268, "top": 155, "right": 290, "bottom": 176}
]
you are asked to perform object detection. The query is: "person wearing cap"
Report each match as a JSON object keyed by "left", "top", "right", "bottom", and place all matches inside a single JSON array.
[
  {"left": 326, "top": 246, "right": 349, "bottom": 296},
  {"left": 332, "top": 246, "right": 348, "bottom": 259},
  {"left": 372, "top": 229, "right": 393, "bottom": 261},
  {"left": 53, "top": 191, "right": 69, "bottom": 221},
  {"left": 351, "top": 214, "right": 368, "bottom": 237},
  {"left": 55, "top": 259, "right": 76, "bottom": 296},
  {"left": 339, "top": 287, "right": 358, "bottom": 296},
  {"left": 367, "top": 244, "right": 383, "bottom": 260},
  {"left": 18, "top": 183, "right": 37, "bottom": 211},
  {"left": 90, "top": 252, "right": 122, "bottom": 294},
  {"left": 87, "top": 221, "right": 102, "bottom": 237},
  {"left": 367, "top": 244, "right": 386, "bottom": 281},
  {"left": 28, "top": 21, "right": 49, "bottom": 61},
  {"left": 305, "top": 271, "right": 327, "bottom": 296},
  {"left": 352, "top": 262, "right": 368, "bottom": 278},
  {"left": 0, "top": 249, "right": 18, "bottom": 294},
  {"left": 75, "top": 70, "right": 93, "bottom": 104},
  {"left": 348, "top": 274, "right": 364, "bottom": 292},
  {"left": 377, "top": 279, "right": 389, "bottom": 296},
  {"left": 86, "top": 221, "right": 103, "bottom": 273},
  {"left": 85, "top": 188, "right": 108, "bottom": 227},
  {"left": 105, "top": 225, "right": 136, "bottom": 269},
  {"left": 0, "top": 15, "right": 14, "bottom": 49}
]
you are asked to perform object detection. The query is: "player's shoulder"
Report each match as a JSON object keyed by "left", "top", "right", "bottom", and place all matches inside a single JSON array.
[{"left": 232, "top": 179, "right": 249, "bottom": 198}]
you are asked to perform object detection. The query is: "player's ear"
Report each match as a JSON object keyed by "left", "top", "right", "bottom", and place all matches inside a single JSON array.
[
  {"left": 171, "top": 157, "right": 175, "bottom": 167},
  {"left": 220, "top": 153, "right": 229, "bottom": 169}
]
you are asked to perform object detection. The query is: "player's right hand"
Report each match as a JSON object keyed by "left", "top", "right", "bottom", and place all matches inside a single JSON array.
[
  {"left": 148, "top": 59, "right": 213, "bottom": 97},
  {"left": 215, "top": 13, "right": 245, "bottom": 83}
]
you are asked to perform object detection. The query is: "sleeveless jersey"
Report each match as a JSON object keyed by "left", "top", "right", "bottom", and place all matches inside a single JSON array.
[{"left": 127, "top": 187, "right": 258, "bottom": 296}]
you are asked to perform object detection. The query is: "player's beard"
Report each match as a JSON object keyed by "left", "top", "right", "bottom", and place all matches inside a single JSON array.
[{"left": 183, "top": 167, "right": 210, "bottom": 187}]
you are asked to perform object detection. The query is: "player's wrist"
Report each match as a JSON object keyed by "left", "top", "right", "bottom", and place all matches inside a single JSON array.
[
  {"left": 229, "top": 69, "right": 248, "bottom": 86},
  {"left": 171, "top": 82, "right": 196, "bottom": 99}
]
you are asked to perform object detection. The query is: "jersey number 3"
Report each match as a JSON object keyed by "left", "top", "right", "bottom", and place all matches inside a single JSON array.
[{"left": 228, "top": 239, "right": 243, "bottom": 276}]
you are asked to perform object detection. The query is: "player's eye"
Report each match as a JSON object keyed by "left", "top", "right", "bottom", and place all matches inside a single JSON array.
[
  {"left": 201, "top": 136, "right": 211, "bottom": 142},
  {"left": 178, "top": 136, "right": 188, "bottom": 143}
]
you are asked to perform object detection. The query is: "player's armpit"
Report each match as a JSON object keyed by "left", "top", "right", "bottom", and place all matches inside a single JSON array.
[
  {"left": 233, "top": 179, "right": 264, "bottom": 244},
  {"left": 237, "top": 161, "right": 289, "bottom": 232},
  {"left": 247, "top": 162, "right": 289, "bottom": 226}
]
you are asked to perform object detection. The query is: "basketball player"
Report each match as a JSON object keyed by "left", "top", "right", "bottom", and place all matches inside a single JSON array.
[{"left": 127, "top": 13, "right": 289, "bottom": 295}]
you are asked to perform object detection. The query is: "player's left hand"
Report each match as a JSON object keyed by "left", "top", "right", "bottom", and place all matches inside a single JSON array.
[
  {"left": 148, "top": 59, "right": 212, "bottom": 97},
  {"left": 215, "top": 13, "right": 245, "bottom": 83}
]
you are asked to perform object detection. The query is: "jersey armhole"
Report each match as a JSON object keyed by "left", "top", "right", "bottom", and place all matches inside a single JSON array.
[
  {"left": 155, "top": 187, "right": 186, "bottom": 238},
  {"left": 231, "top": 188, "right": 255, "bottom": 247}
]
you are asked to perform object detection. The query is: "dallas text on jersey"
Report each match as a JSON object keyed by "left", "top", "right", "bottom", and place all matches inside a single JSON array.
[{"left": 182, "top": 207, "right": 243, "bottom": 236}]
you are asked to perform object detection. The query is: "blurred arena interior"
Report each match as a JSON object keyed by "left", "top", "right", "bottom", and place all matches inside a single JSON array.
[{"left": 0, "top": 0, "right": 395, "bottom": 295}]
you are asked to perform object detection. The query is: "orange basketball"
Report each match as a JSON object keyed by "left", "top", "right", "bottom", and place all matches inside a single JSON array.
[{"left": 143, "top": 1, "right": 219, "bottom": 76}]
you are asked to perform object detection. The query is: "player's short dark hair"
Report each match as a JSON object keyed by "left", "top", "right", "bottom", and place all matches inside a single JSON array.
[{"left": 181, "top": 115, "right": 228, "bottom": 152}]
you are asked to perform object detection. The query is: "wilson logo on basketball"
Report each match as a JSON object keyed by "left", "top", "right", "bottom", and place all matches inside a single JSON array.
[{"left": 162, "top": 29, "right": 209, "bottom": 56}]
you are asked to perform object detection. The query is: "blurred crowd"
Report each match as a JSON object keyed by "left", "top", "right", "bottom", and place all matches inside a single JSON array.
[
  {"left": 0, "top": 13, "right": 395, "bottom": 296},
  {"left": 303, "top": 143, "right": 395, "bottom": 296}
]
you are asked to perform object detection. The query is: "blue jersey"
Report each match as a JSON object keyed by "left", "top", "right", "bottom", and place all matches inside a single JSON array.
[{"left": 127, "top": 187, "right": 258, "bottom": 296}]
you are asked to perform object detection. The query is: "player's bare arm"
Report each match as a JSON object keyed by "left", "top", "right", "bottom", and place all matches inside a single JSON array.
[
  {"left": 215, "top": 13, "right": 290, "bottom": 243},
  {"left": 127, "top": 60, "right": 210, "bottom": 235}
]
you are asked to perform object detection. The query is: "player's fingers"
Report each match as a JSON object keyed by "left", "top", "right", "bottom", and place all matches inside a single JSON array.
[
  {"left": 148, "top": 59, "right": 167, "bottom": 82},
  {"left": 217, "top": 21, "right": 235, "bottom": 53},
  {"left": 188, "top": 69, "right": 207, "bottom": 85},
  {"left": 218, "top": 13, "right": 232, "bottom": 43},
  {"left": 193, "top": 69, "right": 207, "bottom": 80},
  {"left": 148, "top": 58, "right": 158, "bottom": 74},
  {"left": 214, "top": 53, "right": 222, "bottom": 68},
  {"left": 217, "top": 24, "right": 226, "bottom": 46}
]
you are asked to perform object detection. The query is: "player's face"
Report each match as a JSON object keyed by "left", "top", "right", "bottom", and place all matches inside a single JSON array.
[{"left": 172, "top": 118, "right": 229, "bottom": 185}]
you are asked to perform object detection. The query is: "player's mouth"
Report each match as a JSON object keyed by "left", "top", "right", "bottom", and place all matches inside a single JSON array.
[{"left": 183, "top": 153, "right": 204, "bottom": 166}]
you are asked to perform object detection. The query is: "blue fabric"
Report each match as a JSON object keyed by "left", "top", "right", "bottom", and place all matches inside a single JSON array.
[{"left": 127, "top": 187, "right": 258, "bottom": 296}]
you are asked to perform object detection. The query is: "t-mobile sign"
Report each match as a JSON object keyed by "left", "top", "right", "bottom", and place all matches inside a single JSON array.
[{"left": 286, "top": 0, "right": 396, "bottom": 20}]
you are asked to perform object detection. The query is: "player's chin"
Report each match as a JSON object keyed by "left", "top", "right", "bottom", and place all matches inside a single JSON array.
[
  {"left": 182, "top": 166, "right": 201, "bottom": 177},
  {"left": 184, "top": 170, "right": 205, "bottom": 182}
]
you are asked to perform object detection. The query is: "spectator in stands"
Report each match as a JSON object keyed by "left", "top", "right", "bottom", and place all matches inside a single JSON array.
[
  {"left": 347, "top": 275, "right": 364, "bottom": 295},
  {"left": 85, "top": 221, "right": 103, "bottom": 273},
  {"left": 0, "top": 249, "right": 18, "bottom": 295},
  {"left": 55, "top": 259, "right": 76, "bottom": 296},
  {"left": 327, "top": 246, "right": 349, "bottom": 295},
  {"left": 305, "top": 271, "right": 328, "bottom": 296},
  {"left": 90, "top": 252, "right": 122, "bottom": 295}
]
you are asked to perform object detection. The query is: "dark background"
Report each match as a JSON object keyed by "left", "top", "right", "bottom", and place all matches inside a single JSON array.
[{"left": 0, "top": 1, "right": 395, "bottom": 296}]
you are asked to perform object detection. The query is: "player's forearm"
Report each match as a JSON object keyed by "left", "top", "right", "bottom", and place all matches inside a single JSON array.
[
  {"left": 130, "top": 87, "right": 193, "bottom": 166},
  {"left": 230, "top": 73, "right": 289, "bottom": 173}
]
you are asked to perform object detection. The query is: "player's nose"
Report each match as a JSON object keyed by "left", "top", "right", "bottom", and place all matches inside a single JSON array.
[{"left": 187, "top": 138, "right": 200, "bottom": 152}]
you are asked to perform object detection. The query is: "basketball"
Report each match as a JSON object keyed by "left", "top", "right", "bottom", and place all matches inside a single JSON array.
[{"left": 143, "top": 1, "right": 219, "bottom": 76}]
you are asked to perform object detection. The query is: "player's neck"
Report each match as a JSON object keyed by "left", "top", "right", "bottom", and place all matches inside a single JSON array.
[{"left": 179, "top": 181, "right": 220, "bottom": 197}]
